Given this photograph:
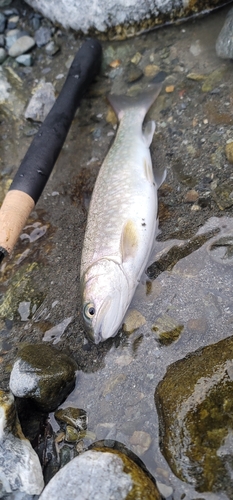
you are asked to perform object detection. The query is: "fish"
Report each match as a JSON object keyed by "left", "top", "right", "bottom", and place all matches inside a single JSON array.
[{"left": 80, "top": 84, "right": 166, "bottom": 344}]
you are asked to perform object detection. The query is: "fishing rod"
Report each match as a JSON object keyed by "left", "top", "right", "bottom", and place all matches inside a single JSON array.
[{"left": 0, "top": 38, "right": 102, "bottom": 263}]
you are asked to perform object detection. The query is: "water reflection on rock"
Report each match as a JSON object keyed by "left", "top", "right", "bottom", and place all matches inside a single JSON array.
[{"left": 155, "top": 335, "right": 233, "bottom": 498}]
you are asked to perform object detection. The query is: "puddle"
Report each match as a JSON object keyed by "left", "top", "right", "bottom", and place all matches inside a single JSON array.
[{"left": 1, "top": 1, "right": 233, "bottom": 499}]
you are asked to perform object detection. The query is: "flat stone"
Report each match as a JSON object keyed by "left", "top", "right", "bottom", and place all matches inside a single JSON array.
[
  {"left": 129, "top": 431, "right": 152, "bottom": 455},
  {"left": 24, "top": 80, "right": 56, "bottom": 122},
  {"left": 8, "top": 35, "right": 35, "bottom": 57},
  {"left": 143, "top": 64, "right": 160, "bottom": 77},
  {"left": 123, "top": 309, "right": 146, "bottom": 333},
  {"left": 5, "top": 28, "right": 22, "bottom": 49},
  {"left": 16, "top": 53, "right": 33, "bottom": 66}
]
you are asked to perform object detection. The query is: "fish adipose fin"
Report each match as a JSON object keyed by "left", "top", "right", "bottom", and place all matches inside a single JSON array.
[
  {"left": 108, "top": 83, "right": 162, "bottom": 122},
  {"left": 143, "top": 120, "right": 156, "bottom": 147},
  {"left": 120, "top": 220, "right": 139, "bottom": 262}
]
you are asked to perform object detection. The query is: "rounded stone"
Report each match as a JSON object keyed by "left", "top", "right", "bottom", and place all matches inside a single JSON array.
[
  {"left": 9, "top": 343, "right": 78, "bottom": 411},
  {"left": 8, "top": 35, "right": 36, "bottom": 57},
  {"left": 39, "top": 446, "right": 161, "bottom": 499}
]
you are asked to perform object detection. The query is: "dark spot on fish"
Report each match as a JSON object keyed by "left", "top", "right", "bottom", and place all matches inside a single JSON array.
[{"left": 142, "top": 223, "right": 146, "bottom": 226}]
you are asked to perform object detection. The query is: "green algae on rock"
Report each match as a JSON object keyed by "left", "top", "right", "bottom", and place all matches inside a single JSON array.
[
  {"left": 155, "top": 335, "right": 233, "bottom": 497},
  {"left": 9, "top": 343, "right": 78, "bottom": 412}
]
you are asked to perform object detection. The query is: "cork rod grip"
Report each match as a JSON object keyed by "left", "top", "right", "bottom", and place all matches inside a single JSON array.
[{"left": 0, "top": 190, "right": 35, "bottom": 255}]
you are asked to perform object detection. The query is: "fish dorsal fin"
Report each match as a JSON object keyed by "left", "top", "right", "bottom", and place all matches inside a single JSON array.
[
  {"left": 120, "top": 220, "right": 139, "bottom": 262},
  {"left": 143, "top": 120, "right": 156, "bottom": 147}
]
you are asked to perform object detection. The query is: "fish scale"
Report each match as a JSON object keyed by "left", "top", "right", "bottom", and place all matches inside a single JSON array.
[{"left": 80, "top": 84, "right": 166, "bottom": 343}]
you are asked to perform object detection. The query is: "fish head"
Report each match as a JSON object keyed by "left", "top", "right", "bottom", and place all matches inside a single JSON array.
[{"left": 81, "top": 259, "right": 129, "bottom": 344}]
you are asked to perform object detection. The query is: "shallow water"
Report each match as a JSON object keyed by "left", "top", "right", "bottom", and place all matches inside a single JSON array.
[{"left": 1, "top": 2, "right": 233, "bottom": 499}]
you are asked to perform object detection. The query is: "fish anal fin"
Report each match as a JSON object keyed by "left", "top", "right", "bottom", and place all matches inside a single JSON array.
[
  {"left": 143, "top": 120, "right": 156, "bottom": 147},
  {"left": 120, "top": 220, "right": 139, "bottom": 262}
]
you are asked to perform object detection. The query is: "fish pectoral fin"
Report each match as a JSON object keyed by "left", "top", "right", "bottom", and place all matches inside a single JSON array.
[
  {"left": 154, "top": 164, "right": 167, "bottom": 188},
  {"left": 143, "top": 157, "right": 155, "bottom": 184},
  {"left": 143, "top": 120, "right": 156, "bottom": 147},
  {"left": 120, "top": 220, "right": 139, "bottom": 262}
]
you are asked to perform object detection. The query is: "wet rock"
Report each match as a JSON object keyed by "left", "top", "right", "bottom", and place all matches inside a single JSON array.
[
  {"left": 131, "top": 52, "right": 142, "bottom": 65},
  {"left": 8, "top": 35, "right": 36, "bottom": 57},
  {"left": 39, "top": 444, "right": 161, "bottom": 499},
  {"left": 0, "top": 262, "right": 42, "bottom": 320},
  {"left": 45, "top": 40, "right": 60, "bottom": 56},
  {"left": 186, "top": 72, "right": 207, "bottom": 81},
  {"left": 24, "top": 81, "right": 56, "bottom": 122},
  {"left": 129, "top": 430, "right": 152, "bottom": 456},
  {"left": 0, "top": 47, "right": 7, "bottom": 63},
  {"left": 35, "top": 26, "right": 52, "bottom": 47},
  {"left": 0, "top": 389, "right": 44, "bottom": 497},
  {"left": 152, "top": 314, "right": 184, "bottom": 345},
  {"left": 0, "top": 34, "right": 4, "bottom": 47},
  {"left": 155, "top": 335, "right": 233, "bottom": 496},
  {"left": 212, "top": 179, "right": 233, "bottom": 210},
  {"left": 16, "top": 53, "right": 33, "bottom": 66},
  {"left": 125, "top": 62, "right": 143, "bottom": 83},
  {"left": 216, "top": 7, "right": 233, "bottom": 59},
  {"left": 54, "top": 407, "right": 87, "bottom": 431},
  {"left": 95, "top": 422, "right": 117, "bottom": 440},
  {"left": 225, "top": 139, "right": 233, "bottom": 163},
  {"left": 102, "top": 373, "right": 126, "bottom": 397},
  {"left": 123, "top": 308, "right": 146, "bottom": 333},
  {"left": 9, "top": 343, "right": 78, "bottom": 411},
  {"left": 0, "top": 13, "right": 6, "bottom": 33},
  {"left": 143, "top": 64, "right": 160, "bottom": 78},
  {"left": 202, "top": 68, "right": 225, "bottom": 92},
  {"left": 189, "top": 39, "right": 202, "bottom": 56}
]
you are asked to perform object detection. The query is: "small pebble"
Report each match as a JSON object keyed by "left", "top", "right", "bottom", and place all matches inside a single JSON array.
[
  {"left": 123, "top": 309, "right": 146, "bottom": 333},
  {"left": 165, "top": 85, "right": 174, "bottom": 93},
  {"left": 15, "top": 54, "right": 32, "bottom": 66},
  {"left": 35, "top": 26, "right": 52, "bottom": 47},
  {"left": 143, "top": 64, "right": 160, "bottom": 77},
  {"left": 184, "top": 189, "right": 199, "bottom": 203},
  {"left": 130, "top": 52, "right": 142, "bottom": 64}
]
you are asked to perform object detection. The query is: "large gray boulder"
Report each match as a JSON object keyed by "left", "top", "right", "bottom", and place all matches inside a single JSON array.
[{"left": 24, "top": 0, "right": 230, "bottom": 38}]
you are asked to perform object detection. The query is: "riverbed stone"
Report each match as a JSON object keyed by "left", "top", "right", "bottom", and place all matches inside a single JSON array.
[
  {"left": 155, "top": 335, "right": 233, "bottom": 496},
  {"left": 24, "top": 80, "right": 56, "bottom": 121},
  {"left": 216, "top": 7, "right": 233, "bottom": 59},
  {"left": 0, "top": 47, "right": 7, "bottom": 63},
  {"left": 0, "top": 13, "right": 6, "bottom": 33},
  {"left": 0, "top": 389, "right": 44, "bottom": 497},
  {"left": 8, "top": 35, "right": 36, "bottom": 57},
  {"left": 24, "top": 0, "right": 228, "bottom": 38},
  {"left": 39, "top": 446, "right": 161, "bottom": 499},
  {"left": 9, "top": 343, "right": 78, "bottom": 411}
]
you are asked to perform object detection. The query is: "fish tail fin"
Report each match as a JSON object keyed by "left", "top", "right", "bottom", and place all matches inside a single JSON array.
[{"left": 107, "top": 84, "right": 162, "bottom": 122}]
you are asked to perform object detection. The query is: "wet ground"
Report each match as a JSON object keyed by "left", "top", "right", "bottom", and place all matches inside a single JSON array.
[{"left": 1, "top": 1, "right": 233, "bottom": 499}]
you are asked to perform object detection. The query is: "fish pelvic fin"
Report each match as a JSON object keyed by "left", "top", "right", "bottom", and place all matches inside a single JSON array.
[
  {"left": 143, "top": 120, "right": 156, "bottom": 147},
  {"left": 107, "top": 83, "right": 162, "bottom": 122}
]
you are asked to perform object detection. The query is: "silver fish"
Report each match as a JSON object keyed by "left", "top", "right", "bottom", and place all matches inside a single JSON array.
[{"left": 80, "top": 85, "right": 166, "bottom": 343}]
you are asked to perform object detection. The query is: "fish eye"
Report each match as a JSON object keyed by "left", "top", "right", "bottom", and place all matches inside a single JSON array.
[{"left": 84, "top": 303, "right": 96, "bottom": 320}]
